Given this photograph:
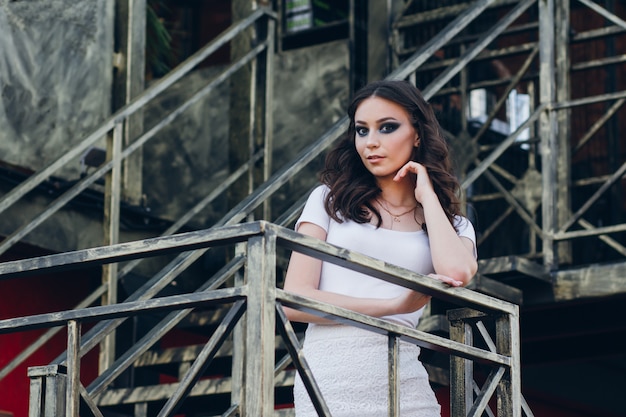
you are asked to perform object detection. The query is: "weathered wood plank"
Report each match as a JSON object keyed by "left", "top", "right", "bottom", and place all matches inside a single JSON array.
[
  {"left": 275, "top": 224, "right": 518, "bottom": 314},
  {"left": 94, "top": 370, "right": 295, "bottom": 406},
  {"left": 479, "top": 256, "right": 551, "bottom": 283},
  {"left": 449, "top": 312, "right": 473, "bottom": 417},
  {"left": 277, "top": 290, "right": 511, "bottom": 367},
  {"left": 134, "top": 334, "right": 297, "bottom": 367},
  {"left": 275, "top": 304, "right": 331, "bottom": 416},
  {"left": 416, "top": 314, "right": 449, "bottom": 334},
  {"left": 553, "top": 262, "right": 626, "bottom": 301},
  {"left": 0, "top": 222, "right": 263, "bottom": 279},
  {"left": 390, "top": 0, "right": 499, "bottom": 82},
  {"left": 244, "top": 232, "right": 278, "bottom": 416},
  {"left": 424, "top": 364, "right": 450, "bottom": 386},
  {"left": 468, "top": 274, "right": 524, "bottom": 305},
  {"left": 0, "top": 288, "right": 246, "bottom": 334}
]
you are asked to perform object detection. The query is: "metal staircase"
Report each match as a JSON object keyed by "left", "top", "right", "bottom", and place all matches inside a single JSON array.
[{"left": 1, "top": 0, "right": 625, "bottom": 415}]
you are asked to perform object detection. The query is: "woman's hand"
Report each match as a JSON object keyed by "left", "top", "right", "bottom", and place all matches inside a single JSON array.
[
  {"left": 389, "top": 273, "right": 463, "bottom": 315},
  {"left": 428, "top": 273, "right": 464, "bottom": 287},
  {"left": 394, "top": 161, "right": 436, "bottom": 204},
  {"left": 395, "top": 162, "right": 478, "bottom": 286}
]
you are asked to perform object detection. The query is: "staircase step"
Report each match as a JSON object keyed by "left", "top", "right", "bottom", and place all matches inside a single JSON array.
[
  {"left": 177, "top": 307, "right": 231, "bottom": 329},
  {"left": 424, "top": 363, "right": 449, "bottom": 387},
  {"left": 467, "top": 273, "right": 524, "bottom": 305},
  {"left": 479, "top": 256, "right": 551, "bottom": 283},
  {"left": 416, "top": 313, "right": 449, "bottom": 334},
  {"left": 134, "top": 343, "right": 232, "bottom": 368},
  {"left": 134, "top": 334, "right": 298, "bottom": 368},
  {"left": 95, "top": 370, "right": 295, "bottom": 406}
]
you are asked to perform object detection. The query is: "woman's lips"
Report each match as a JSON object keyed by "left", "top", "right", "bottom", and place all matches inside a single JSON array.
[{"left": 367, "top": 155, "right": 384, "bottom": 163}]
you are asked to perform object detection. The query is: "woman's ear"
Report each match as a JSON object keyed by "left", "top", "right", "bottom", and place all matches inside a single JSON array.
[{"left": 414, "top": 136, "right": 420, "bottom": 147}]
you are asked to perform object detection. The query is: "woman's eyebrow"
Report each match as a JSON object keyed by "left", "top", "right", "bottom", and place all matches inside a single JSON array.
[
  {"left": 377, "top": 117, "right": 399, "bottom": 123},
  {"left": 355, "top": 117, "right": 399, "bottom": 124}
]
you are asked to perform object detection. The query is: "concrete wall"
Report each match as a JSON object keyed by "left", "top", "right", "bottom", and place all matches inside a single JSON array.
[{"left": 0, "top": 0, "right": 114, "bottom": 178}]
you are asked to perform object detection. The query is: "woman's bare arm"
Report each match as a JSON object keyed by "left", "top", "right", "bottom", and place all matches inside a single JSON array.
[{"left": 282, "top": 222, "right": 432, "bottom": 324}]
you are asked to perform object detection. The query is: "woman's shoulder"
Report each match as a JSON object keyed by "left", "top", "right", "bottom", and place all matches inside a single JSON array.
[
  {"left": 297, "top": 184, "right": 332, "bottom": 232},
  {"left": 453, "top": 214, "right": 470, "bottom": 225},
  {"left": 304, "top": 184, "right": 332, "bottom": 207},
  {"left": 310, "top": 183, "right": 330, "bottom": 197}
]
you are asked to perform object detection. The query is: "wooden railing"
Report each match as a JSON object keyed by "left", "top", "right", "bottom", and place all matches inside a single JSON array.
[{"left": 0, "top": 221, "right": 527, "bottom": 417}]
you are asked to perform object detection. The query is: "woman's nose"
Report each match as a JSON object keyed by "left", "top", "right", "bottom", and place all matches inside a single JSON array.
[{"left": 366, "top": 132, "right": 380, "bottom": 147}]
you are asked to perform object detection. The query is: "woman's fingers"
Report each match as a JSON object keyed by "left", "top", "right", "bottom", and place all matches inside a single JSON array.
[
  {"left": 428, "top": 273, "right": 464, "bottom": 287},
  {"left": 394, "top": 161, "right": 422, "bottom": 181}
]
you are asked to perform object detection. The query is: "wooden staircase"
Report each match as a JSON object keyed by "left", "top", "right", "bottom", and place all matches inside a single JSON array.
[{"left": 3, "top": 1, "right": 626, "bottom": 415}]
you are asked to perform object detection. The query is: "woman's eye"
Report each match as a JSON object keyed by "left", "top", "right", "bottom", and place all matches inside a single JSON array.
[
  {"left": 380, "top": 123, "right": 400, "bottom": 133},
  {"left": 355, "top": 126, "right": 369, "bottom": 137}
]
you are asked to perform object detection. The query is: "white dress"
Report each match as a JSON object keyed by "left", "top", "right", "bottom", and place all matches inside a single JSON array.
[{"left": 292, "top": 185, "right": 476, "bottom": 417}]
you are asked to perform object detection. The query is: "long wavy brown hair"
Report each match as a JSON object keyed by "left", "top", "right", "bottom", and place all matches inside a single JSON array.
[{"left": 320, "top": 79, "right": 462, "bottom": 230}]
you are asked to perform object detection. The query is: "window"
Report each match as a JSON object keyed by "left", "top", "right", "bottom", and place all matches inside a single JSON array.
[{"left": 279, "top": 0, "right": 349, "bottom": 50}]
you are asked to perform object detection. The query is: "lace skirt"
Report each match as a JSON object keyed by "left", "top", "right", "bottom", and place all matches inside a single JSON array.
[{"left": 293, "top": 324, "right": 441, "bottom": 417}]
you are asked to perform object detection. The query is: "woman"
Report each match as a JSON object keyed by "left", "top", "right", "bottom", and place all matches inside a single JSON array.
[{"left": 283, "top": 80, "right": 478, "bottom": 416}]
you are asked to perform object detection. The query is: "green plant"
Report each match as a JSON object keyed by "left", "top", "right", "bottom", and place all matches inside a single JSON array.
[{"left": 146, "top": 0, "right": 175, "bottom": 77}]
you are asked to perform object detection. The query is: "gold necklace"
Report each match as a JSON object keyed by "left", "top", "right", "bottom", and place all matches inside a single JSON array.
[{"left": 378, "top": 199, "right": 417, "bottom": 223}]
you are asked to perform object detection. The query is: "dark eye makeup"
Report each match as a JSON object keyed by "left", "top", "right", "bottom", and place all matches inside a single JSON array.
[
  {"left": 379, "top": 122, "right": 400, "bottom": 133},
  {"left": 355, "top": 126, "right": 369, "bottom": 137},
  {"left": 355, "top": 122, "right": 401, "bottom": 137}
]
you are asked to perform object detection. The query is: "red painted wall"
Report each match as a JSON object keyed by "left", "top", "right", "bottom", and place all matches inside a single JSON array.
[{"left": 0, "top": 246, "right": 99, "bottom": 417}]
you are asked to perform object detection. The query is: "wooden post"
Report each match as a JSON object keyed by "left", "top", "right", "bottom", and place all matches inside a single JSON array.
[
  {"left": 231, "top": 243, "right": 247, "bottom": 413},
  {"left": 100, "top": 122, "right": 123, "bottom": 372},
  {"left": 367, "top": 0, "right": 404, "bottom": 83},
  {"left": 496, "top": 307, "right": 521, "bottom": 417},
  {"left": 555, "top": 0, "right": 572, "bottom": 264},
  {"left": 448, "top": 309, "right": 475, "bottom": 417},
  {"left": 387, "top": 335, "right": 400, "bottom": 416},
  {"left": 229, "top": 0, "right": 255, "bottom": 217},
  {"left": 260, "top": 12, "right": 275, "bottom": 220},
  {"left": 244, "top": 228, "right": 277, "bottom": 415},
  {"left": 28, "top": 365, "right": 67, "bottom": 417},
  {"left": 539, "top": 0, "right": 558, "bottom": 269},
  {"left": 134, "top": 403, "right": 148, "bottom": 417},
  {"left": 114, "top": 0, "right": 146, "bottom": 205},
  {"left": 65, "top": 320, "right": 81, "bottom": 417}
]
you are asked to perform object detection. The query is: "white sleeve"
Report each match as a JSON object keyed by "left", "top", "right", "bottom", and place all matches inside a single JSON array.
[
  {"left": 295, "top": 185, "right": 331, "bottom": 233},
  {"left": 454, "top": 215, "right": 477, "bottom": 258}
]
